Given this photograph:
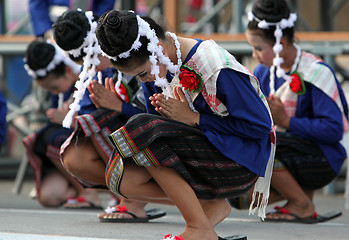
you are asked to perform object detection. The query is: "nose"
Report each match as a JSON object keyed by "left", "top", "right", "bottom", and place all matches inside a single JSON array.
[
  {"left": 252, "top": 48, "right": 258, "bottom": 59},
  {"left": 51, "top": 90, "right": 61, "bottom": 95},
  {"left": 138, "top": 75, "right": 152, "bottom": 83}
]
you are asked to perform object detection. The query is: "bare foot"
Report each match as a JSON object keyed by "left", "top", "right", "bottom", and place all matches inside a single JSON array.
[
  {"left": 179, "top": 225, "right": 218, "bottom": 240},
  {"left": 266, "top": 200, "right": 315, "bottom": 220},
  {"left": 98, "top": 198, "right": 147, "bottom": 220},
  {"left": 63, "top": 189, "right": 101, "bottom": 208},
  {"left": 62, "top": 196, "right": 102, "bottom": 208},
  {"left": 200, "top": 199, "right": 231, "bottom": 226}
]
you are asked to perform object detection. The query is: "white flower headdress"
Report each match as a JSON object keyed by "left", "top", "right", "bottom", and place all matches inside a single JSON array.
[
  {"left": 24, "top": 40, "right": 81, "bottom": 79},
  {"left": 101, "top": 11, "right": 183, "bottom": 99},
  {"left": 248, "top": 11, "right": 297, "bottom": 94},
  {"left": 62, "top": 10, "right": 102, "bottom": 128}
]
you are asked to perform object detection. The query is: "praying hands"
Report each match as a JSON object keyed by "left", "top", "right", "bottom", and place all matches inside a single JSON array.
[
  {"left": 88, "top": 78, "right": 123, "bottom": 112},
  {"left": 149, "top": 86, "right": 200, "bottom": 126}
]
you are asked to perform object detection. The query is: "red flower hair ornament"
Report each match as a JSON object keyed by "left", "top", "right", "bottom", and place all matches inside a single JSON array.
[
  {"left": 289, "top": 72, "right": 306, "bottom": 95},
  {"left": 178, "top": 65, "right": 203, "bottom": 93}
]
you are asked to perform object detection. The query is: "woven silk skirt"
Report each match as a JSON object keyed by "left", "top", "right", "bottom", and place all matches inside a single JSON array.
[
  {"left": 106, "top": 113, "right": 258, "bottom": 200},
  {"left": 22, "top": 123, "right": 73, "bottom": 196},
  {"left": 60, "top": 108, "right": 129, "bottom": 188},
  {"left": 275, "top": 132, "right": 337, "bottom": 190}
]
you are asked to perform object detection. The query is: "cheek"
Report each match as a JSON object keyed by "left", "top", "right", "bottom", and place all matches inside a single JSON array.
[
  {"left": 45, "top": 87, "right": 58, "bottom": 95},
  {"left": 60, "top": 80, "right": 72, "bottom": 93},
  {"left": 159, "top": 64, "right": 167, "bottom": 78},
  {"left": 262, "top": 51, "right": 274, "bottom": 64},
  {"left": 96, "top": 61, "right": 109, "bottom": 72}
]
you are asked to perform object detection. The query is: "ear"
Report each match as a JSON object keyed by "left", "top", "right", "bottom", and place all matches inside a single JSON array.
[
  {"left": 158, "top": 41, "right": 167, "bottom": 56},
  {"left": 280, "top": 37, "right": 290, "bottom": 46},
  {"left": 65, "top": 66, "right": 76, "bottom": 83},
  {"left": 65, "top": 65, "right": 73, "bottom": 76}
]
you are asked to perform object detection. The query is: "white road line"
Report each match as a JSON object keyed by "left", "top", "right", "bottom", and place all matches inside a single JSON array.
[
  {"left": 0, "top": 232, "right": 125, "bottom": 240},
  {"left": 0, "top": 208, "right": 97, "bottom": 216},
  {"left": 224, "top": 217, "right": 260, "bottom": 223}
]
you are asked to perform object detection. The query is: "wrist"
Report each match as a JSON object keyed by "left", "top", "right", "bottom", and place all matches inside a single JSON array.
[
  {"left": 191, "top": 112, "right": 200, "bottom": 127},
  {"left": 280, "top": 116, "right": 290, "bottom": 129}
]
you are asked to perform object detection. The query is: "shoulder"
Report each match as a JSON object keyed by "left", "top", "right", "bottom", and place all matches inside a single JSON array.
[
  {"left": 0, "top": 91, "right": 6, "bottom": 104},
  {"left": 254, "top": 64, "right": 269, "bottom": 75},
  {"left": 102, "top": 67, "right": 115, "bottom": 78},
  {"left": 298, "top": 52, "right": 336, "bottom": 84},
  {"left": 253, "top": 64, "right": 270, "bottom": 82}
]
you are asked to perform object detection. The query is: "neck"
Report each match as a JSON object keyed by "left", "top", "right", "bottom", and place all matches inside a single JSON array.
[
  {"left": 281, "top": 43, "right": 298, "bottom": 72},
  {"left": 165, "top": 36, "right": 179, "bottom": 64},
  {"left": 174, "top": 36, "right": 197, "bottom": 63}
]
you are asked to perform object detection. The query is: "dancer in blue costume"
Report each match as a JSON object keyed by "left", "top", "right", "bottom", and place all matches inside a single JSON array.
[
  {"left": 29, "top": 0, "right": 116, "bottom": 37},
  {"left": 96, "top": 9, "right": 275, "bottom": 240},
  {"left": 23, "top": 38, "right": 104, "bottom": 208},
  {"left": 53, "top": 9, "right": 166, "bottom": 223},
  {"left": 245, "top": 0, "right": 348, "bottom": 223},
  {"left": 0, "top": 90, "right": 7, "bottom": 148}
]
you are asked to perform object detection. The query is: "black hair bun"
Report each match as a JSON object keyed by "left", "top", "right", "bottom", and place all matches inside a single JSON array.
[
  {"left": 53, "top": 10, "right": 91, "bottom": 51},
  {"left": 26, "top": 39, "right": 55, "bottom": 70},
  {"left": 252, "top": 0, "right": 290, "bottom": 23},
  {"left": 96, "top": 10, "right": 138, "bottom": 57}
]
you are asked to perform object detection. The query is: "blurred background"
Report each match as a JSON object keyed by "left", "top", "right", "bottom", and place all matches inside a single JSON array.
[{"left": 0, "top": 0, "right": 348, "bottom": 196}]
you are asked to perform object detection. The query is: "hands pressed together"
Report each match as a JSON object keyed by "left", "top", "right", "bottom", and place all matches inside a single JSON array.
[
  {"left": 266, "top": 94, "right": 290, "bottom": 129},
  {"left": 150, "top": 86, "right": 200, "bottom": 127},
  {"left": 87, "top": 78, "right": 123, "bottom": 112},
  {"left": 46, "top": 102, "right": 70, "bottom": 124}
]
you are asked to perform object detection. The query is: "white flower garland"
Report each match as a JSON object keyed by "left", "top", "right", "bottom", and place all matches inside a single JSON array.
[
  {"left": 248, "top": 11, "right": 297, "bottom": 94},
  {"left": 269, "top": 43, "right": 301, "bottom": 94},
  {"left": 101, "top": 14, "right": 177, "bottom": 91},
  {"left": 101, "top": 11, "right": 198, "bottom": 112},
  {"left": 62, "top": 10, "right": 102, "bottom": 128},
  {"left": 24, "top": 40, "right": 81, "bottom": 79}
]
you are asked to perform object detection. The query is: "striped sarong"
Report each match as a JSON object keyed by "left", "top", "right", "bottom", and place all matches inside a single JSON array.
[
  {"left": 22, "top": 123, "right": 73, "bottom": 196},
  {"left": 106, "top": 113, "right": 258, "bottom": 200},
  {"left": 275, "top": 132, "right": 336, "bottom": 190},
  {"left": 60, "top": 108, "right": 129, "bottom": 188}
]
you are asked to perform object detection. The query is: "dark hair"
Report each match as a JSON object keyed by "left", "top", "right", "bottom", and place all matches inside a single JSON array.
[
  {"left": 247, "top": 0, "right": 295, "bottom": 44},
  {"left": 53, "top": 10, "right": 99, "bottom": 62},
  {"left": 96, "top": 10, "right": 166, "bottom": 68},
  {"left": 25, "top": 38, "right": 66, "bottom": 80}
]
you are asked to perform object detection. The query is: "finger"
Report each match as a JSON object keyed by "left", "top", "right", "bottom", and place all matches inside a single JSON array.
[
  {"left": 150, "top": 100, "right": 159, "bottom": 108},
  {"left": 105, "top": 77, "right": 111, "bottom": 88},
  {"left": 87, "top": 83, "right": 95, "bottom": 95},
  {"left": 155, "top": 98, "right": 173, "bottom": 110},
  {"left": 154, "top": 93, "right": 165, "bottom": 100},
  {"left": 153, "top": 106, "right": 165, "bottom": 116},
  {"left": 173, "top": 87, "right": 180, "bottom": 100},
  {"left": 105, "top": 77, "right": 114, "bottom": 91},
  {"left": 89, "top": 94, "right": 100, "bottom": 108},
  {"left": 64, "top": 101, "right": 70, "bottom": 109},
  {"left": 175, "top": 87, "right": 188, "bottom": 103},
  {"left": 157, "top": 106, "right": 171, "bottom": 118},
  {"left": 275, "top": 96, "right": 282, "bottom": 104},
  {"left": 155, "top": 93, "right": 176, "bottom": 105}
]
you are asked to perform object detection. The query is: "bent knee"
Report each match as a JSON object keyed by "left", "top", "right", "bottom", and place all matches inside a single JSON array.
[
  {"left": 61, "top": 149, "right": 80, "bottom": 174},
  {"left": 38, "top": 189, "right": 63, "bottom": 207}
]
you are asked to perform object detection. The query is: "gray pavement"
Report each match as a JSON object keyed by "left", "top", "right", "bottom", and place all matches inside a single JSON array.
[{"left": 0, "top": 179, "right": 348, "bottom": 240}]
